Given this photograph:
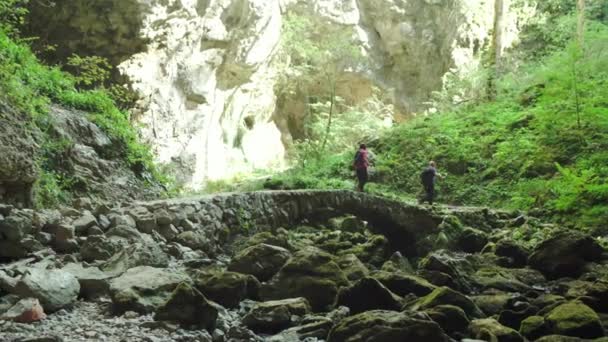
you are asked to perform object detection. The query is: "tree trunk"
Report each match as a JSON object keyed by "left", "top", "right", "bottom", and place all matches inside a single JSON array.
[
  {"left": 488, "top": 0, "right": 507, "bottom": 100},
  {"left": 577, "top": 0, "right": 586, "bottom": 46}
]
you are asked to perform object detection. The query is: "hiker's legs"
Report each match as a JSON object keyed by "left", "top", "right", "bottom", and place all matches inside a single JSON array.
[
  {"left": 356, "top": 169, "right": 368, "bottom": 192},
  {"left": 424, "top": 184, "right": 434, "bottom": 204}
]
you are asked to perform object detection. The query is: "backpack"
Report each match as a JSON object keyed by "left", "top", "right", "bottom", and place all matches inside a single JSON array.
[
  {"left": 420, "top": 167, "right": 435, "bottom": 185},
  {"left": 354, "top": 151, "right": 363, "bottom": 164}
]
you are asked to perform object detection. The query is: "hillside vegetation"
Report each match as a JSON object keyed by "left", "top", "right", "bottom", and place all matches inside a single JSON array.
[{"left": 263, "top": 5, "right": 608, "bottom": 232}]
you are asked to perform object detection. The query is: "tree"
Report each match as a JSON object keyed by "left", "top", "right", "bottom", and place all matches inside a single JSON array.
[
  {"left": 488, "top": 0, "right": 507, "bottom": 100},
  {"left": 577, "top": 0, "right": 586, "bottom": 46},
  {"left": 278, "top": 15, "right": 365, "bottom": 152}
]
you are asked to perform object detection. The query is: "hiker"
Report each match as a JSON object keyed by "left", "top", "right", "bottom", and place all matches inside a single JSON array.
[
  {"left": 420, "top": 161, "right": 444, "bottom": 205},
  {"left": 353, "top": 144, "right": 369, "bottom": 192}
]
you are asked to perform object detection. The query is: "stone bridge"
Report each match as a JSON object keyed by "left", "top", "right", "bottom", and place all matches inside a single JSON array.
[{"left": 128, "top": 190, "right": 516, "bottom": 257}]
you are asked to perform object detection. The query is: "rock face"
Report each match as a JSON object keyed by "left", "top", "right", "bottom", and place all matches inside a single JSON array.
[{"left": 26, "top": 0, "right": 536, "bottom": 186}]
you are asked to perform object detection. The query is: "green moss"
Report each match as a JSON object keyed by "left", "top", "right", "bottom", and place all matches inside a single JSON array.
[
  {"left": 520, "top": 315, "right": 546, "bottom": 339},
  {"left": 545, "top": 301, "right": 603, "bottom": 338}
]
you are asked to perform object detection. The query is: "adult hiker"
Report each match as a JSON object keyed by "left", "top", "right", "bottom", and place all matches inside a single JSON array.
[
  {"left": 353, "top": 143, "right": 370, "bottom": 192},
  {"left": 420, "top": 161, "right": 444, "bottom": 205}
]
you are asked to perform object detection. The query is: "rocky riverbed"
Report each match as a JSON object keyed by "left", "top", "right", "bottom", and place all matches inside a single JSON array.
[{"left": 1, "top": 191, "right": 607, "bottom": 341}]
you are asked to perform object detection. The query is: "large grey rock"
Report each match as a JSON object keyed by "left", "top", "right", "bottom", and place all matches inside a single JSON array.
[
  {"left": 0, "top": 211, "right": 33, "bottom": 241},
  {"left": 61, "top": 263, "right": 112, "bottom": 299},
  {"left": 228, "top": 243, "right": 291, "bottom": 282},
  {"left": 194, "top": 271, "right": 259, "bottom": 308},
  {"left": 101, "top": 239, "right": 169, "bottom": 276},
  {"left": 469, "top": 318, "right": 524, "bottom": 342},
  {"left": 13, "top": 269, "right": 80, "bottom": 312},
  {"left": 80, "top": 235, "right": 125, "bottom": 262},
  {"left": 109, "top": 266, "right": 190, "bottom": 314},
  {"left": 72, "top": 212, "right": 98, "bottom": 235}
]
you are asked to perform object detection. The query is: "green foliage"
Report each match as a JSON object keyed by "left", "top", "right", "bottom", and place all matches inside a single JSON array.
[
  {"left": 34, "top": 170, "right": 71, "bottom": 208},
  {"left": 65, "top": 54, "right": 111, "bottom": 88},
  {"left": 0, "top": 0, "right": 29, "bottom": 37},
  {"left": 0, "top": 29, "right": 167, "bottom": 206},
  {"left": 264, "top": 22, "right": 608, "bottom": 231}
]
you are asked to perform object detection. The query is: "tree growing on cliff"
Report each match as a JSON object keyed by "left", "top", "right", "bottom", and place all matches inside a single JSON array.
[{"left": 278, "top": 15, "right": 366, "bottom": 154}]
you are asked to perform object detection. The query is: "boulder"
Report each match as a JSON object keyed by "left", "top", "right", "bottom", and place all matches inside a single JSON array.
[
  {"left": 194, "top": 271, "right": 259, "bottom": 308},
  {"left": 339, "top": 217, "right": 366, "bottom": 233},
  {"left": 0, "top": 211, "right": 33, "bottom": 241},
  {"left": 456, "top": 228, "right": 488, "bottom": 253},
  {"left": 372, "top": 270, "right": 436, "bottom": 297},
  {"left": 109, "top": 266, "right": 189, "bottom": 314},
  {"left": 340, "top": 235, "right": 389, "bottom": 267},
  {"left": 411, "top": 286, "right": 484, "bottom": 318},
  {"left": 469, "top": 318, "right": 524, "bottom": 342},
  {"left": 529, "top": 231, "right": 604, "bottom": 279},
  {"left": 101, "top": 239, "right": 169, "bottom": 276},
  {"left": 424, "top": 304, "right": 470, "bottom": 335},
  {"left": 72, "top": 212, "right": 97, "bottom": 235},
  {"left": 381, "top": 252, "right": 414, "bottom": 274},
  {"left": 176, "top": 231, "right": 211, "bottom": 251},
  {"left": 260, "top": 247, "right": 349, "bottom": 311},
  {"left": 243, "top": 297, "right": 311, "bottom": 333},
  {"left": 154, "top": 282, "right": 218, "bottom": 330},
  {"left": 337, "top": 254, "right": 370, "bottom": 282},
  {"left": 337, "top": 277, "right": 402, "bottom": 314},
  {"left": 327, "top": 310, "right": 449, "bottom": 342},
  {"left": 519, "top": 315, "right": 548, "bottom": 340},
  {"left": 228, "top": 243, "right": 291, "bottom": 282},
  {"left": 267, "top": 318, "right": 333, "bottom": 341},
  {"left": 13, "top": 269, "right": 79, "bottom": 312},
  {"left": 242, "top": 231, "right": 291, "bottom": 250},
  {"left": 62, "top": 263, "right": 111, "bottom": 299},
  {"left": 80, "top": 235, "right": 124, "bottom": 262},
  {"left": 495, "top": 240, "right": 529, "bottom": 268},
  {"left": 0, "top": 297, "right": 46, "bottom": 323},
  {"left": 545, "top": 301, "right": 604, "bottom": 339}
]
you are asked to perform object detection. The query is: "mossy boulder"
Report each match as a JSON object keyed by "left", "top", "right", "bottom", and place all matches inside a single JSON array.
[
  {"left": 495, "top": 240, "right": 529, "bottom": 268},
  {"left": 336, "top": 277, "right": 402, "bottom": 314},
  {"left": 469, "top": 318, "right": 524, "bottom": 342},
  {"left": 472, "top": 267, "right": 533, "bottom": 293},
  {"left": 529, "top": 231, "right": 604, "bottom": 279},
  {"left": 372, "top": 270, "right": 436, "bottom": 297},
  {"left": 340, "top": 235, "right": 389, "bottom": 267},
  {"left": 381, "top": 252, "right": 414, "bottom": 274},
  {"left": 260, "top": 247, "right": 349, "bottom": 311},
  {"left": 424, "top": 304, "right": 470, "bottom": 335},
  {"left": 411, "top": 286, "right": 484, "bottom": 319},
  {"left": 327, "top": 310, "right": 449, "bottom": 342},
  {"left": 545, "top": 301, "right": 604, "bottom": 338},
  {"left": 337, "top": 254, "right": 370, "bottom": 282},
  {"left": 228, "top": 243, "right": 291, "bottom": 282},
  {"left": 456, "top": 227, "right": 488, "bottom": 253},
  {"left": 243, "top": 231, "right": 291, "bottom": 250},
  {"left": 242, "top": 297, "right": 311, "bottom": 334},
  {"left": 154, "top": 282, "right": 218, "bottom": 330},
  {"left": 194, "top": 270, "right": 259, "bottom": 308},
  {"left": 472, "top": 292, "right": 512, "bottom": 316},
  {"left": 519, "top": 315, "right": 548, "bottom": 340}
]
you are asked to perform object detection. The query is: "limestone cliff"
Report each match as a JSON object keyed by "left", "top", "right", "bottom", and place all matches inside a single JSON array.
[{"left": 27, "top": 0, "right": 535, "bottom": 189}]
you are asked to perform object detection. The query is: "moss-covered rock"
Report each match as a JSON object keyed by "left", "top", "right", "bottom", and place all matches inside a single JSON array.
[
  {"left": 327, "top": 310, "right": 449, "bottom": 342},
  {"left": 519, "top": 315, "right": 548, "bottom": 340},
  {"left": 469, "top": 318, "right": 524, "bottom": 342},
  {"left": 473, "top": 292, "right": 512, "bottom": 316},
  {"left": 194, "top": 270, "right": 259, "bottom": 308},
  {"left": 529, "top": 231, "right": 604, "bottom": 279},
  {"left": 456, "top": 227, "right": 488, "bottom": 253},
  {"left": 228, "top": 243, "right": 291, "bottom": 282},
  {"left": 154, "top": 282, "right": 218, "bottom": 330},
  {"left": 372, "top": 270, "right": 436, "bottom": 297},
  {"left": 337, "top": 254, "right": 369, "bottom": 282},
  {"left": 545, "top": 301, "right": 604, "bottom": 338},
  {"left": 336, "top": 277, "right": 402, "bottom": 314},
  {"left": 411, "top": 286, "right": 484, "bottom": 318},
  {"left": 424, "top": 304, "right": 470, "bottom": 335},
  {"left": 339, "top": 234, "right": 390, "bottom": 267},
  {"left": 495, "top": 240, "right": 529, "bottom": 268},
  {"left": 260, "top": 247, "right": 349, "bottom": 311},
  {"left": 381, "top": 251, "right": 414, "bottom": 274},
  {"left": 243, "top": 297, "right": 311, "bottom": 334}
]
